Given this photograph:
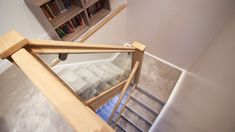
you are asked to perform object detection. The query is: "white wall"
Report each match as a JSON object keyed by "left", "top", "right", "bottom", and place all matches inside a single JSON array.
[
  {"left": 127, "top": 0, "right": 235, "bottom": 69},
  {"left": 0, "top": 0, "right": 46, "bottom": 39},
  {"left": 151, "top": 17, "right": 235, "bottom": 132}
]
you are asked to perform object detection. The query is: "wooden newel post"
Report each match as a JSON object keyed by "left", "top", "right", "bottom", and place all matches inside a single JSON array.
[{"left": 132, "top": 41, "right": 146, "bottom": 84}]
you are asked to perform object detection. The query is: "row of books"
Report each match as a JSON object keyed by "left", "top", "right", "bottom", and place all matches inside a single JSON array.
[
  {"left": 87, "top": 1, "right": 104, "bottom": 17},
  {"left": 41, "top": 0, "right": 72, "bottom": 21},
  {"left": 83, "top": 0, "right": 91, "bottom": 3},
  {"left": 56, "top": 14, "right": 85, "bottom": 38}
]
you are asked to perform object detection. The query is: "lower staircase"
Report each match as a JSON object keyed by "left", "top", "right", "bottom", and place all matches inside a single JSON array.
[{"left": 97, "top": 86, "right": 164, "bottom": 132}]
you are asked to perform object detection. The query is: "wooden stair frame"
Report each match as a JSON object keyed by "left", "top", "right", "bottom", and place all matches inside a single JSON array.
[{"left": 0, "top": 30, "right": 146, "bottom": 132}]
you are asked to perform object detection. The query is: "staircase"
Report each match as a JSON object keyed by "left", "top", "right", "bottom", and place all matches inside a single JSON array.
[
  {"left": 0, "top": 31, "right": 148, "bottom": 131},
  {"left": 96, "top": 85, "right": 164, "bottom": 132},
  {"left": 52, "top": 52, "right": 165, "bottom": 131},
  {"left": 53, "top": 53, "right": 132, "bottom": 101}
]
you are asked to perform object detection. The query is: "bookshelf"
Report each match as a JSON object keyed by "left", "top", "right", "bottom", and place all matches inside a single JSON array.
[{"left": 25, "top": 0, "right": 111, "bottom": 41}]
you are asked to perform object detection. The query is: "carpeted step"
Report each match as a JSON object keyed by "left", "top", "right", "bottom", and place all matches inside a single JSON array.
[
  {"left": 126, "top": 98, "right": 157, "bottom": 124},
  {"left": 57, "top": 69, "right": 89, "bottom": 93},
  {"left": 117, "top": 117, "right": 141, "bottom": 132},
  {"left": 121, "top": 108, "right": 151, "bottom": 131},
  {"left": 131, "top": 89, "right": 163, "bottom": 115}
]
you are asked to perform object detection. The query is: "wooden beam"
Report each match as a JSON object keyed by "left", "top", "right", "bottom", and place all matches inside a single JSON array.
[
  {"left": 30, "top": 47, "right": 135, "bottom": 54},
  {"left": 28, "top": 39, "right": 135, "bottom": 50},
  {"left": 113, "top": 84, "right": 137, "bottom": 127},
  {"left": 108, "top": 61, "right": 140, "bottom": 123},
  {"left": 86, "top": 80, "right": 127, "bottom": 111},
  {"left": 0, "top": 30, "right": 28, "bottom": 59},
  {"left": 11, "top": 48, "right": 113, "bottom": 132}
]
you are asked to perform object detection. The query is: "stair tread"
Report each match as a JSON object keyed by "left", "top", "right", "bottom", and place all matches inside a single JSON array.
[
  {"left": 137, "top": 86, "right": 165, "bottom": 105},
  {"left": 112, "top": 53, "right": 132, "bottom": 73},
  {"left": 131, "top": 89, "right": 163, "bottom": 115},
  {"left": 115, "top": 125, "right": 126, "bottom": 132},
  {"left": 97, "top": 108, "right": 109, "bottom": 122},
  {"left": 74, "top": 68, "right": 100, "bottom": 86},
  {"left": 57, "top": 69, "right": 89, "bottom": 93},
  {"left": 86, "top": 65, "right": 110, "bottom": 82},
  {"left": 126, "top": 98, "right": 157, "bottom": 124},
  {"left": 117, "top": 117, "right": 141, "bottom": 132},
  {"left": 97, "top": 64, "right": 119, "bottom": 79},
  {"left": 105, "top": 62, "right": 125, "bottom": 75},
  {"left": 122, "top": 108, "right": 151, "bottom": 131}
]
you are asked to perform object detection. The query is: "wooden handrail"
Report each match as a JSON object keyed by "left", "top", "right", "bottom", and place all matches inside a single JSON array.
[
  {"left": 86, "top": 80, "right": 127, "bottom": 111},
  {"left": 113, "top": 84, "right": 137, "bottom": 127},
  {"left": 86, "top": 80, "right": 127, "bottom": 105},
  {"left": 0, "top": 30, "right": 146, "bottom": 131},
  {"left": 11, "top": 48, "right": 113, "bottom": 131},
  {"left": 30, "top": 48, "right": 135, "bottom": 54},
  {"left": 107, "top": 61, "right": 140, "bottom": 124},
  {"left": 28, "top": 39, "right": 136, "bottom": 50}
]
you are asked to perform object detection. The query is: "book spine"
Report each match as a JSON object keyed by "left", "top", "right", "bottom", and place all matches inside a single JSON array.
[
  {"left": 41, "top": 6, "right": 53, "bottom": 21},
  {"left": 71, "top": 18, "right": 78, "bottom": 27},
  {"left": 57, "top": 0, "right": 66, "bottom": 12},
  {"left": 63, "top": 0, "right": 71, "bottom": 9},
  {"left": 50, "top": 1, "right": 60, "bottom": 16},
  {"left": 45, "top": 3, "right": 56, "bottom": 18},
  {"left": 55, "top": 0, "right": 63, "bottom": 13},
  {"left": 68, "top": 20, "right": 75, "bottom": 29}
]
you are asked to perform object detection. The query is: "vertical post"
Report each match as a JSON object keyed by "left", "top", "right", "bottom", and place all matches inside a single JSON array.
[{"left": 132, "top": 41, "right": 146, "bottom": 84}]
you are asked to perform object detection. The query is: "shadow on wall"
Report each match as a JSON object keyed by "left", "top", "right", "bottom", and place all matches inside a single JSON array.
[{"left": 0, "top": 117, "right": 9, "bottom": 132}]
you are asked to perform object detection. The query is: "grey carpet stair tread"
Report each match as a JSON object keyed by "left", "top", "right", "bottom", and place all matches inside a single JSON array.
[
  {"left": 105, "top": 62, "right": 125, "bottom": 75},
  {"left": 74, "top": 68, "right": 100, "bottom": 87},
  {"left": 126, "top": 98, "right": 157, "bottom": 124},
  {"left": 96, "top": 82, "right": 111, "bottom": 92},
  {"left": 122, "top": 109, "right": 151, "bottom": 132},
  {"left": 117, "top": 117, "right": 141, "bottom": 132},
  {"left": 57, "top": 69, "right": 89, "bottom": 93},
  {"left": 112, "top": 53, "right": 132, "bottom": 73},
  {"left": 86, "top": 65, "right": 111, "bottom": 82},
  {"left": 115, "top": 125, "right": 126, "bottom": 132},
  {"left": 137, "top": 86, "right": 165, "bottom": 105},
  {"left": 131, "top": 89, "right": 163, "bottom": 115},
  {"left": 97, "top": 64, "right": 119, "bottom": 79}
]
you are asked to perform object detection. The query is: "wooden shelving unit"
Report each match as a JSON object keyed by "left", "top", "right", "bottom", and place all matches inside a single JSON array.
[{"left": 25, "top": 0, "right": 111, "bottom": 41}]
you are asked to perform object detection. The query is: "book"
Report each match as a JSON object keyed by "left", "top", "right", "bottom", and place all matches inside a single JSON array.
[
  {"left": 68, "top": 20, "right": 75, "bottom": 29},
  {"left": 50, "top": 0, "right": 61, "bottom": 16},
  {"left": 66, "top": 23, "right": 74, "bottom": 33},
  {"left": 71, "top": 18, "right": 78, "bottom": 27},
  {"left": 57, "top": 0, "right": 66, "bottom": 12},
  {"left": 41, "top": 6, "right": 53, "bottom": 21},
  {"left": 44, "top": 3, "right": 56, "bottom": 17},
  {"left": 56, "top": 28, "right": 65, "bottom": 38},
  {"left": 63, "top": 0, "right": 71, "bottom": 9},
  {"left": 55, "top": 0, "right": 63, "bottom": 13}
]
